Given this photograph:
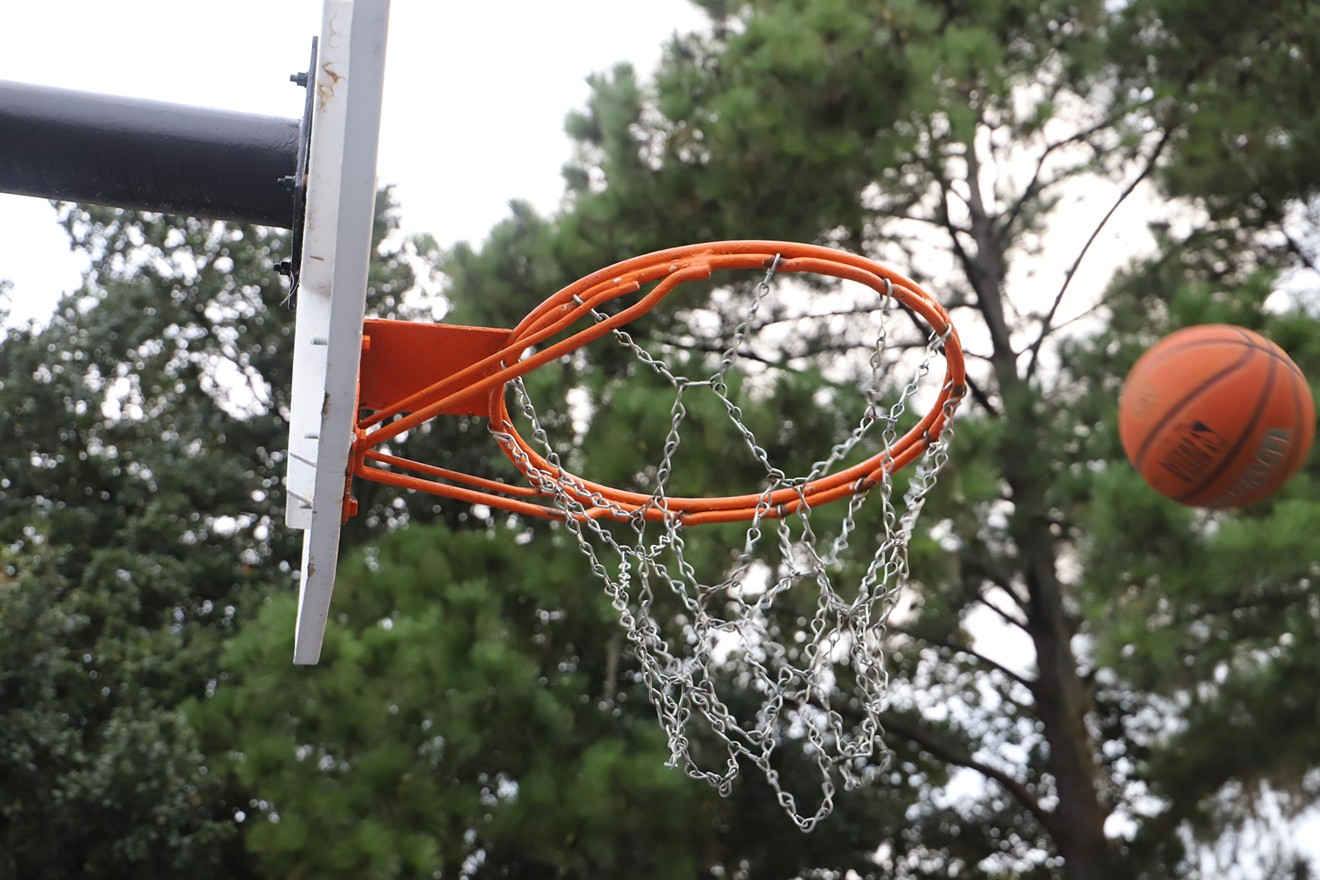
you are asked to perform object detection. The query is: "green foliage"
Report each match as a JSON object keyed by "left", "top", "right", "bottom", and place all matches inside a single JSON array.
[
  {"left": 0, "top": 207, "right": 295, "bottom": 877},
  {"left": 0, "top": 193, "right": 422, "bottom": 875},
  {"left": 7, "top": 0, "right": 1320, "bottom": 877},
  {"left": 0, "top": 543, "right": 250, "bottom": 878},
  {"left": 434, "top": 0, "right": 1320, "bottom": 876},
  {"left": 1062, "top": 252, "right": 1320, "bottom": 869},
  {"left": 1114, "top": 0, "right": 1320, "bottom": 222},
  {"left": 196, "top": 523, "right": 905, "bottom": 878}
]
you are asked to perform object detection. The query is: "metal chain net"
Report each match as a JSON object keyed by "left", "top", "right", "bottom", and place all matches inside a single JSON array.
[{"left": 489, "top": 258, "right": 956, "bottom": 830}]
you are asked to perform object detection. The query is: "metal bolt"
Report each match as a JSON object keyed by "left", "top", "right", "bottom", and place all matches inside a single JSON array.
[
  {"left": 279, "top": 174, "right": 296, "bottom": 191},
  {"left": 290, "top": 71, "right": 308, "bottom": 87},
  {"left": 275, "top": 260, "right": 294, "bottom": 276}
]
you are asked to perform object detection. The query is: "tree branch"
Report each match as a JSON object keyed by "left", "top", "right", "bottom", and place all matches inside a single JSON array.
[
  {"left": 889, "top": 624, "right": 1035, "bottom": 692},
  {"left": 1040, "top": 299, "right": 1108, "bottom": 339},
  {"left": 1024, "top": 126, "right": 1175, "bottom": 380},
  {"left": 977, "top": 588, "right": 1031, "bottom": 632},
  {"left": 958, "top": 124, "right": 1018, "bottom": 376},
  {"left": 1000, "top": 109, "right": 1132, "bottom": 238},
  {"left": 881, "top": 711, "right": 1057, "bottom": 836},
  {"left": 1253, "top": 190, "right": 1320, "bottom": 279},
  {"left": 962, "top": 374, "right": 999, "bottom": 416},
  {"left": 926, "top": 147, "right": 982, "bottom": 287},
  {"left": 746, "top": 305, "right": 917, "bottom": 332},
  {"left": 655, "top": 334, "right": 936, "bottom": 368}
]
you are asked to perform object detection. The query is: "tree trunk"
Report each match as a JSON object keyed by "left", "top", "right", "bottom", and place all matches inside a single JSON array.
[
  {"left": 988, "top": 303, "right": 1114, "bottom": 880},
  {"left": 963, "top": 141, "right": 1114, "bottom": 876},
  {"left": 1017, "top": 490, "right": 1114, "bottom": 878}
]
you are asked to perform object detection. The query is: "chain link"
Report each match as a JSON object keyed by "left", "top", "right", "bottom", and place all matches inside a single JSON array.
[{"left": 490, "top": 257, "right": 955, "bottom": 830}]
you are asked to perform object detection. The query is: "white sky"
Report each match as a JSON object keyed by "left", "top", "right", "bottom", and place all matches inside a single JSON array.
[{"left": 0, "top": 0, "right": 708, "bottom": 324}]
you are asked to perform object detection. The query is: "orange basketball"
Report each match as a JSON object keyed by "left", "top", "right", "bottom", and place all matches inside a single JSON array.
[{"left": 1118, "top": 324, "right": 1314, "bottom": 508}]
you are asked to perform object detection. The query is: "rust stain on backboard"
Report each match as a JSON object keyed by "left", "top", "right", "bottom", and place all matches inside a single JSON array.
[{"left": 317, "top": 63, "right": 345, "bottom": 110}]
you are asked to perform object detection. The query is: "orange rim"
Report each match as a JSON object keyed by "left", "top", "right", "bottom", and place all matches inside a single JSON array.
[{"left": 351, "top": 240, "right": 966, "bottom": 524}]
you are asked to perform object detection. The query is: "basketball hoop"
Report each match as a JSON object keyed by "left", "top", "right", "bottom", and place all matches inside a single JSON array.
[{"left": 349, "top": 240, "right": 965, "bottom": 828}]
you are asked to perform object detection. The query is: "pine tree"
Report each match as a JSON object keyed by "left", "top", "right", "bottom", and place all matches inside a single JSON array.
[
  {"left": 0, "top": 195, "right": 420, "bottom": 876},
  {"left": 431, "top": 0, "right": 1320, "bottom": 874},
  {"left": 8, "top": 0, "right": 1320, "bottom": 876}
]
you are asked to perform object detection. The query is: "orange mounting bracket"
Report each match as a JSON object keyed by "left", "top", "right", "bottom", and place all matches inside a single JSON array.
[{"left": 343, "top": 318, "right": 512, "bottom": 522}]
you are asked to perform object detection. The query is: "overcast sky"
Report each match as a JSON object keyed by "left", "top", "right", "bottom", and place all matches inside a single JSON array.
[{"left": 0, "top": 0, "right": 708, "bottom": 324}]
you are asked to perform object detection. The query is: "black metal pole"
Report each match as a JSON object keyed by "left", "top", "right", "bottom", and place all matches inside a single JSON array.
[{"left": 0, "top": 80, "right": 300, "bottom": 229}]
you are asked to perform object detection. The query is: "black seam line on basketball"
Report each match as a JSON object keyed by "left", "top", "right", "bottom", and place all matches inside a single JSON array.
[
  {"left": 1134, "top": 330, "right": 1304, "bottom": 382},
  {"left": 1176, "top": 353, "right": 1278, "bottom": 504},
  {"left": 1240, "top": 336, "right": 1309, "bottom": 382},
  {"left": 1274, "top": 349, "right": 1309, "bottom": 382},
  {"left": 1131, "top": 344, "right": 1258, "bottom": 469},
  {"left": 1129, "top": 328, "right": 1263, "bottom": 374}
]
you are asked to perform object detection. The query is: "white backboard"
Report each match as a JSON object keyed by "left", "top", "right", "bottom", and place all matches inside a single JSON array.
[{"left": 285, "top": 0, "right": 390, "bottom": 664}]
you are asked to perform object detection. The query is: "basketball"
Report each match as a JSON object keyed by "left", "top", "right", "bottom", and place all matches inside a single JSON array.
[{"left": 1118, "top": 324, "right": 1315, "bottom": 508}]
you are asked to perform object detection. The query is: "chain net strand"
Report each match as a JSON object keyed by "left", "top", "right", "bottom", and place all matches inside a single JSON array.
[{"left": 485, "top": 249, "right": 962, "bottom": 831}]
